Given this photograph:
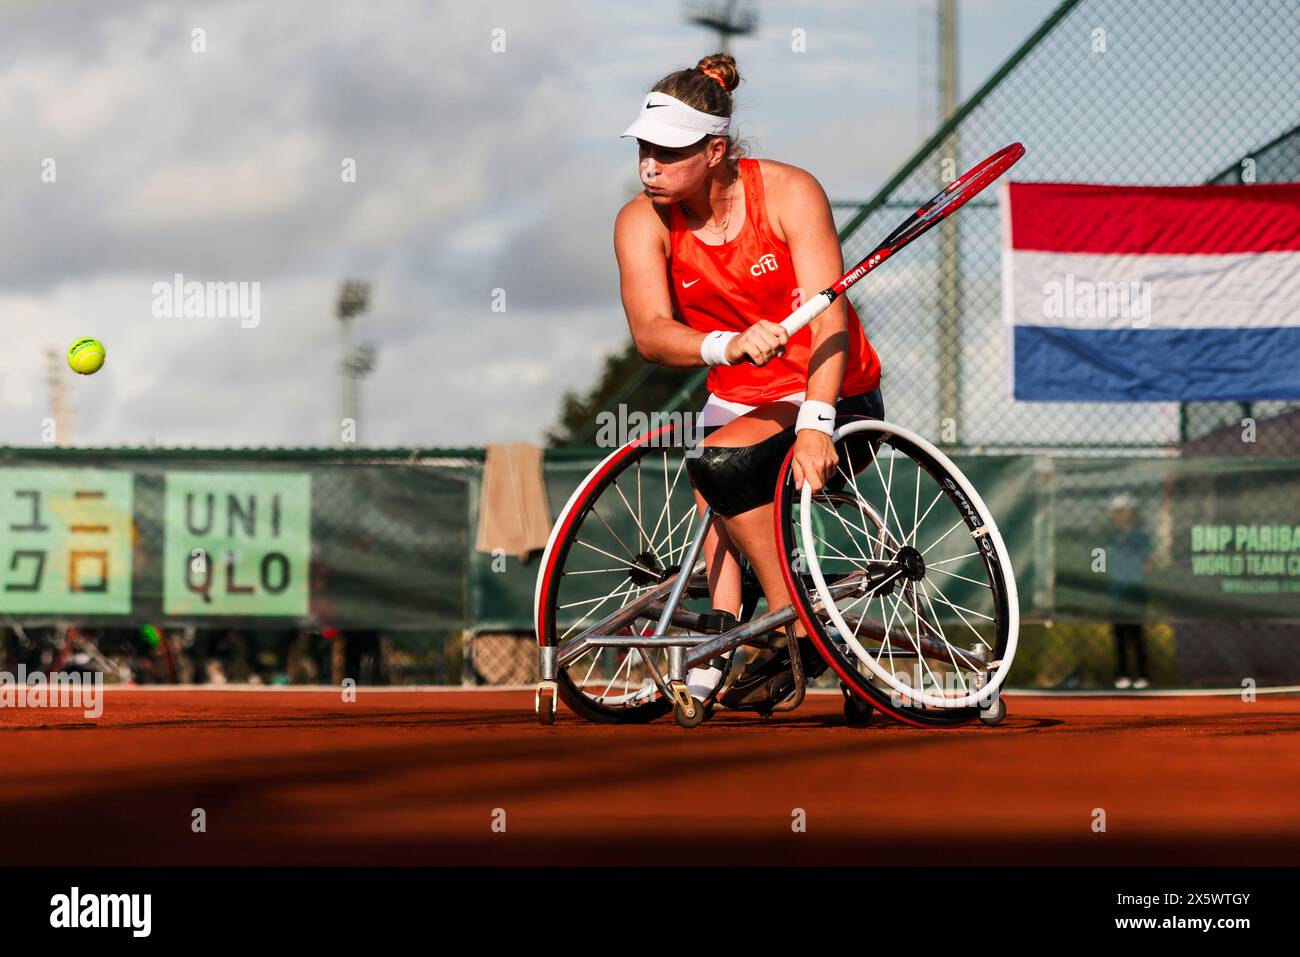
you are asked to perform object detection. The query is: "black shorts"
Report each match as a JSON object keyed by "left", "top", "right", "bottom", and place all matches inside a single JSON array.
[{"left": 687, "top": 388, "right": 885, "bottom": 517}]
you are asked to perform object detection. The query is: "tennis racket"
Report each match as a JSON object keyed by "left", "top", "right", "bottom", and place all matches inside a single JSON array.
[{"left": 778, "top": 142, "right": 1025, "bottom": 338}]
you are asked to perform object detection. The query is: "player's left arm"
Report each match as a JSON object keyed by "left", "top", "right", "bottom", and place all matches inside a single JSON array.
[
  {"left": 778, "top": 164, "right": 851, "bottom": 407},
  {"left": 777, "top": 164, "right": 851, "bottom": 491}
]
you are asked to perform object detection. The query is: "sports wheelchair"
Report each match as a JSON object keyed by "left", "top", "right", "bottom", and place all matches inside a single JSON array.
[{"left": 533, "top": 413, "right": 1018, "bottom": 729}]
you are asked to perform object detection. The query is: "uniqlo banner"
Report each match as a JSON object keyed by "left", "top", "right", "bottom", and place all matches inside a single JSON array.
[{"left": 1001, "top": 181, "right": 1300, "bottom": 401}]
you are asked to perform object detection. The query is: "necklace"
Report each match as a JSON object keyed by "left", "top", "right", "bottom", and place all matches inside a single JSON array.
[{"left": 680, "top": 170, "right": 738, "bottom": 239}]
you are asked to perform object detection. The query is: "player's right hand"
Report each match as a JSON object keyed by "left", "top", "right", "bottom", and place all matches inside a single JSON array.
[{"left": 727, "top": 320, "right": 789, "bottom": 366}]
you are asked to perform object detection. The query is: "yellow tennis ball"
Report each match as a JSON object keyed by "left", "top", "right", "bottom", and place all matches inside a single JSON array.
[{"left": 67, "top": 337, "right": 106, "bottom": 375}]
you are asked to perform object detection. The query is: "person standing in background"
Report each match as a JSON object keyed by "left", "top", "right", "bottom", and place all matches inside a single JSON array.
[{"left": 1108, "top": 493, "right": 1153, "bottom": 689}]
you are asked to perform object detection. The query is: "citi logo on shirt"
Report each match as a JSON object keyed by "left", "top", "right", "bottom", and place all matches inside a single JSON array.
[{"left": 750, "top": 253, "right": 779, "bottom": 277}]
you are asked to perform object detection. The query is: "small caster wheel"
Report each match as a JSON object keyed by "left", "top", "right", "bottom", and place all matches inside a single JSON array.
[
  {"left": 843, "top": 694, "right": 873, "bottom": 726},
  {"left": 674, "top": 695, "right": 707, "bottom": 728},
  {"left": 979, "top": 697, "right": 1006, "bottom": 726},
  {"left": 536, "top": 682, "right": 557, "bottom": 726}
]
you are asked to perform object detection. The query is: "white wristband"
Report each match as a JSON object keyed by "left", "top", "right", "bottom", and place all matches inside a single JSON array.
[
  {"left": 795, "top": 399, "right": 837, "bottom": 436},
  {"left": 699, "top": 330, "right": 739, "bottom": 367}
]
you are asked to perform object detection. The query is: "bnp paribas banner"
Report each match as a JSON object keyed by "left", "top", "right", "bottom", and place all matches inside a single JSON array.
[
  {"left": 0, "top": 469, "right": 135, "bottom": 614},
  {"left": 162, "top": 472, "right": 311, "bottom": 616},
  {"left": 1051, "top": 457, "right": 1300, "bottom": 621}
]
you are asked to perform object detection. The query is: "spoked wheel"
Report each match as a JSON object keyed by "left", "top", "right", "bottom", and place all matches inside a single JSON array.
[
  {"left": 535, "top": 422, "right": 742, "bottom": 723},
  {"left": 775, "top": 418, "right": 1019, "bottom": 727}
]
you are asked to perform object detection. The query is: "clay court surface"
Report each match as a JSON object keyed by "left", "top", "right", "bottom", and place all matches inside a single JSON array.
[{"left": 2, "top": 689, "right": 1297, "bottom": 866}]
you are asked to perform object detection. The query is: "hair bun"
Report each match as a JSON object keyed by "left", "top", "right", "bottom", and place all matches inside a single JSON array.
[{"left": 695, "top": 53, "right": 740, "bottom": 94}]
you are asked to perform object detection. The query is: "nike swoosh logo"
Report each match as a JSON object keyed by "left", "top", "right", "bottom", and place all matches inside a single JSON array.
[
  {"left": 817, "top": 414, "right": 832, "bottom": 421},
  {"left": 647, "top": 103, "right": 668, "bottom": 109},
  {"left": 682, "top": 279, "right": 700, "bottom": 288}
]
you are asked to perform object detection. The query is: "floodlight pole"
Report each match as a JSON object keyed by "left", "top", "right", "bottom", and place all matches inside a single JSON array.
[
  {"left": 683, "top": 0, "right": 757, "bottom": 54},
  {"left": 336, "top": 280, "right": 372, "bottom": 447},
  {"left": 46, "top": 348, "right": 73, "bottom": 446}
]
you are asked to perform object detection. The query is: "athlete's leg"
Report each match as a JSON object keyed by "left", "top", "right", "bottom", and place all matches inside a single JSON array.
[
  {"left": 684, "top": 491, "right": 744, "bottom": 699},
  {"left": 694, "top": 487, "right": 742, "bottom": 618},
  {"left": 695, "top": 403, "right": 823, "bottom": 706},
  {"left": 683, "top": 399, "right": 750, "bottom": 700},
  {"left": 689, "top": 390, "right": 887, "bottom": 705},
  {"left": 684, "top": 399, "right": 802, "bottom": 700},
  {"left": 700, "top": 402, "right": 806, "bottom": 635}
]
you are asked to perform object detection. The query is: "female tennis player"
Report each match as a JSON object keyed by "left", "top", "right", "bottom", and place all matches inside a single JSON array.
[{"left": 613, "top": 53, "right": 884, "bottom": 708}]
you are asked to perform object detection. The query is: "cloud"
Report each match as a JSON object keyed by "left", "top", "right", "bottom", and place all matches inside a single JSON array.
[{"left": 0, "top": 0, "right": 1053, "bottom": 448}]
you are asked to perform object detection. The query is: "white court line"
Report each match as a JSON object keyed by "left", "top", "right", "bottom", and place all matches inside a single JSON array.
[
  {"left": 85, "top": 683, "right": 1300, "bottom": 697},
  {"left": 993, "top": 685, "right": 1300, "bottom": 698},
  {"left": 89, "top": 683, "right": 538, "bottom": 693}
]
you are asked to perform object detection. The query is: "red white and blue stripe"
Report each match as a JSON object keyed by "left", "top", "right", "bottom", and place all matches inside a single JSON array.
[{"left": 1002, "top": 181, "right": 1300, "bottom": 401}]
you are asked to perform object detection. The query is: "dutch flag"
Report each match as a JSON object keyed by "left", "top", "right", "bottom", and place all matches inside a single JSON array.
[{"left": 1002, "top": 181, "right": 1300, "bottom": 401}]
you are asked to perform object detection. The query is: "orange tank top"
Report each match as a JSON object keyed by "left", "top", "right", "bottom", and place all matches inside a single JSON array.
[{"left": 668, "top": 157, "right": 881, "bottom": 404}]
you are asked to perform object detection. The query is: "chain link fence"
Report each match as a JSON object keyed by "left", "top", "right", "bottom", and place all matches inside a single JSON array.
[
  {"left": 827, "top": 0, "right": 1300, "bottom": 689},
  {"left": 833, "top": 0, "right": 1298, "bottom": 453}
]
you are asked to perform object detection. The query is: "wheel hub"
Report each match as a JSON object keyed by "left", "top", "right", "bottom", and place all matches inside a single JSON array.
[
  {"left": 895, "top": 545, "right": 927, "bottom": 581},
  {"left": 628, "top": 551, "right": 668, "bottom": 586}
]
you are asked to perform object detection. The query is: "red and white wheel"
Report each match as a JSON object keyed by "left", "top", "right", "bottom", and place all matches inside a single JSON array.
[
  {"left": 776, "top": 418, "right": 1019, "bottom": 727},
  {"left": 535, "top": 422, "right": 735, "bottom": 723}
]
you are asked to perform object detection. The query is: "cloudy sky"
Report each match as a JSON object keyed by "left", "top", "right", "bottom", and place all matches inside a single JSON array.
[{"left": 0, "top": 0, "right": 1059, "bottom": 449}]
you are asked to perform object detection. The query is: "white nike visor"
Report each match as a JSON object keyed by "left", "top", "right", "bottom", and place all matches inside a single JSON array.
[{"left": 620, "top": 91, "right": 732, "bottom": 148}]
